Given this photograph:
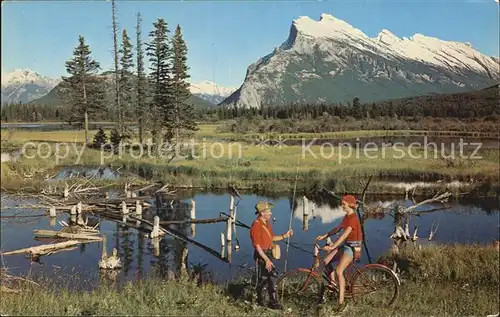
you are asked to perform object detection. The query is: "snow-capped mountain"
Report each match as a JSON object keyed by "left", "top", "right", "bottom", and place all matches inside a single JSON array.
[
  {"left": 32, "top": 71, "right": 216, "bottom": 109},
  {"left": 189, "top": 80, "right": 236, "bottom": 105},
  {"left": 221, "top": 13, "right": 499, "bottom": 108},
  {"left": 1, "top": 69, "right": 61, "bottom": 104}
]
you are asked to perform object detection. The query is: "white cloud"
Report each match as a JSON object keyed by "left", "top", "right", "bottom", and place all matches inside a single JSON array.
[{"left": 496, "top": 0, "right": 499, "bottom": 3}]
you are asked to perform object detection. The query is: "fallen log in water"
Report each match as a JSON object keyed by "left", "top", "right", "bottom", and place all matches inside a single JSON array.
[
  {"left": 33, "top": 230, "right": 103, "bottom": 241},
  {"left": 159, "top": 217, "right": 228, "bottom": 225},
  {"left": 220, "top": 212, "right": 250, "bottom": 229},
  {"left": 0, "top": 240, "right": 80, "bottom": 256},
  {"left": 53, "top": 200, "right": 151, "bottom": 212},
  {"left": 127, "top": 215, "right": 229, "bottom": 263}
]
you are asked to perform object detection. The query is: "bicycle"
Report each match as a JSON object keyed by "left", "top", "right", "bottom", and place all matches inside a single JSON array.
[{"left": 276, "top": 243, "right": 400, "bottom": 308}]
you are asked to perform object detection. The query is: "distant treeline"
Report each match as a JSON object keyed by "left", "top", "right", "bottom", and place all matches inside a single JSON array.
[
  {"left": 1, "top": 103, "right": 63, "bottom": 122},
  {"left": 0, "top": 102, "right": 208, "bottom": 123},
  {"left": 202, "top": 87, "right": 499, "bottom": 121},
  {"left": 2, "top": 86, "right": 498, "bottom": 134}
]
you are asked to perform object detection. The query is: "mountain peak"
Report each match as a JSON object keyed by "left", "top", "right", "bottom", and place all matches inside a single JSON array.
[
  {"left": 220, "top": 12, "right": 499, "bottom": 109},
  {"left": 189, "top": 80, "right": 236, "bottom": 98},
  {"left": 1, "top": 68, "right": 60, "bottom": 88},
  {"left": 292, "top": 13, "right": 367, "bottom": 40},
  {"left": 1, "top": 69, "right": 61, "bottom": 104},
  {"left": 375, "top": 29, "right": 401, "bottom": 45}
]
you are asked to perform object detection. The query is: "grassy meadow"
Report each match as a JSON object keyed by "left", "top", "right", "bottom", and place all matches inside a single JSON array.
[{"left": 1, "top": 124, "right": 499, "bottom": 195}]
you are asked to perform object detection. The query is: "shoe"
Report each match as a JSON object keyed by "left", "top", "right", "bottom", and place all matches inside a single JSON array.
[
  {"left": 319, "top": 285, "right": 327, "bottom": 304},
  {"left": 256, "top": 299, "right": 266, "bottom": 307},
  {"left": 268, "top": 301, "right": 283, "bottom": 310},
  {"left": 268, "top": 291, "right": 283, "bottom": 310},
  {"left": 336, "top": 302, "right": 347, "bottom": 313}
]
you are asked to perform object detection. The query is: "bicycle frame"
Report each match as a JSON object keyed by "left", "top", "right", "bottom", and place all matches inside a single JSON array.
[
  {"left": 302, "top": 243, "right": 390, "bottom": 294},
  {"left": 277, "top": 243, "right": 401, "bottom": 307}
]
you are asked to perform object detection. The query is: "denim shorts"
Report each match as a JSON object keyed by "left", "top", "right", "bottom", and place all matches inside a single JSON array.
[
  {"left": 342, "top": 245, "right": 354, "bottom": 257},
  {"left": 342, "top": 241, "right": 361, "bottom": 257}
]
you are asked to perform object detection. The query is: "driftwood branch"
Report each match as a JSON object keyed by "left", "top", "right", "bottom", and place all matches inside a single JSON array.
[
  {"left": 1, "top": 240, "right": 80, "bottom": 256},
  {"left": 33, "top": 230, "right": 103, "bottom": 241},
  {"left": 403, "top": 192, "right": 451, "bottom": 213}
]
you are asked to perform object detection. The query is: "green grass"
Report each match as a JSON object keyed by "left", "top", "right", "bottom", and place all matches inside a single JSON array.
[
  {"left": 4, "top": 124, "right": 498, "bottom": 143},
  {"left": 378, "top": 243, "right": 500, "bottom": 287},
  {"left": 326, "top": 281, "right": 498, "bottom": 317},
  {"left": 2, "top": 128, "right": 499, "bottom": 195},
  {"left": 0, "top": 277, "right": 280, "bottom": 316},
  {"left": 1, "top": 244, "right": 498, "bottom": 316}
]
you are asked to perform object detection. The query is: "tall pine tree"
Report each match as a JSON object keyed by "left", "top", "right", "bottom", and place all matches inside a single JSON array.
[
  {"left": 146, "top": 18, "right": 173, "bottom": 146},
  {"left": 119, "top": 28, "right": 134, "bottom": 139},
  {"left": 136, "top": 12, "right": 148, "bottom": 144},
  {"left": 61, "top": 35, "right": 102, "bottom": 144},
  {"left": 111, "top": 0, "right": 122, "bottom": 135},
  {"left": 171, "top": 24, "right": 198, "bottom": 141}
]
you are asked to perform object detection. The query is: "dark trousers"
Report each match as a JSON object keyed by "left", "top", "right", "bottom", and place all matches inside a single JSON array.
[{"left": 255, "top": 250, "right": 278, "bottom": 304}]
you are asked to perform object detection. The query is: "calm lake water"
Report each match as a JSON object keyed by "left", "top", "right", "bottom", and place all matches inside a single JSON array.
[{"left": 1, "top": 191, "right": 498, "bottom": 290}]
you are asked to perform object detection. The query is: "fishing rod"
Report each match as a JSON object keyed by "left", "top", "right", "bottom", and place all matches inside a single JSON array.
[
  {"left": 283, "top": 153, "right": 301, "bottom": 273},
  {"left": 233, "top": 199, "right": 242, "bottom": 251}
]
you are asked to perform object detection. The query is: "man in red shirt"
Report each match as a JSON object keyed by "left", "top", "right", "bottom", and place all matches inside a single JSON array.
[
  {"left": 315, "top": 194, "right": 362, "bottom": 312},
  {"left": 250, "top": 200, "right": 293, "bottom": 309}
]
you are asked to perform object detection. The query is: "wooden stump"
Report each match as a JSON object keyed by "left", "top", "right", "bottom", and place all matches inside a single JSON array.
[
  {"left": 190, "top": 199, "right": 196, "bottom": 220},
  {"left": 121, "top": 201, "right": 128, "bottom": 214},
  {"left": 49, "top": 206, "right": 56, "bottom": 218},
  {"left": 150, "top": 216, "right": 161, "bottom": 238},
  {"left": 220, "top": 232, "right": 226, "bottom": 258},
  {"left": 303, "top": 196, "right": 309, "bottom": 216},
  {"left": 135, "top": 201, "right": 142, "bottom": 216},
  {"left": 152, "top": 237, "right": 160, "bottom": 257},
  {"left": 64, "top": 183, "right": 69, "bottom": 198},
  {"left": 302, "top": 214, "right": 309, "bottom": 231},
  {"left": 220, "top": 232, "right": 225, "bottom": 248},
  {"left": 190, "top": 223, "right": 196, "bottom": 238},
  {"left": 226, "top": 196, "right": 234, "bottom": 245}
]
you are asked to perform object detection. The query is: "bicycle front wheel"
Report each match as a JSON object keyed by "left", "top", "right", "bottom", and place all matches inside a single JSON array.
[
  {"left": 276, "top": 269, "right": 323, "bottom": 304},
  {"left": 350, "top": 264, "right": 400, "bottom": 307}
]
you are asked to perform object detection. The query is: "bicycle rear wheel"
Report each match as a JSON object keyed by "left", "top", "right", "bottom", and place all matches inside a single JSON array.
[
  {"left": 276, "top": 269, "right": 323, "bottom": 304},
  {"left": 350, "top": 264, "right": 400, "bottom": 307}
]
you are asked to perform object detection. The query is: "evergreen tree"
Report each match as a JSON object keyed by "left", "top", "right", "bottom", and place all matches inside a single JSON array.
[
  {"left": 119, "top": 28, "right": 134, "bottom": 140},
  {"left": 61, "top": 35, "right": 102, "bottom": 144},
  {"left": 136, "top": 12, "right": 148, "bottom": 144},
  {"left": 110, "top": 128, "right": 121, "bottom": 154},
  {"left": 352, "top": 97, "right": 362, "bottom": 119},
  {"left": 171, "top": 24, "right": 198, "bottom": 141},
  {"left": 111, "top": 0, "right": 122, "bottom": 135},
  {"left": 93, "top": 127, "right": 108, "bottom": 148},
  {"left": 146, "top": 18, "right": 173, "bottom": 146}
]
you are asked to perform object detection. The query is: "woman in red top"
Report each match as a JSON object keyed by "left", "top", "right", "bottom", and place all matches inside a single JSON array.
[{"left": 315, "top": 194, "right": 362, "bottom": 312}]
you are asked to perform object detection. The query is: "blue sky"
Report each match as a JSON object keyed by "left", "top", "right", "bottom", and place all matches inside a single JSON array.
[{"left": 1, "top": 0, "right": 498, "bottom": 88}]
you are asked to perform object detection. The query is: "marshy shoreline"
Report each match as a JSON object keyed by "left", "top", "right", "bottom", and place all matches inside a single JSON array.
[{"left": 1, "top": 244, "right": 498, "bottom": 316}]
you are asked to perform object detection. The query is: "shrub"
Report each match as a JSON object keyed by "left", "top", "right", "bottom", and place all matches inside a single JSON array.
[{"left": 92, "top": 128, "right": 107, "bottom": 149}]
